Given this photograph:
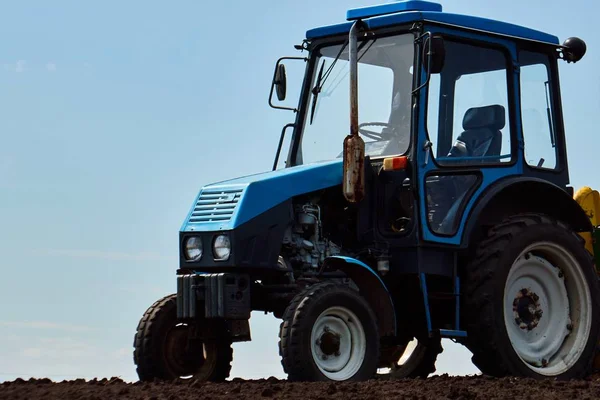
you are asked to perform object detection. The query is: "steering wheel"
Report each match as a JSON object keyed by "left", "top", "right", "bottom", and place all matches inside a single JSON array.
[{"left": 358, "top": 122, "right": 389, "bottom": 140}]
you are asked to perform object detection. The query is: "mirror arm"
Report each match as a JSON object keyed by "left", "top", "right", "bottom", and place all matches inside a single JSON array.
[{"left": 268, "top": 56, "right": 308, "bottom": 113}]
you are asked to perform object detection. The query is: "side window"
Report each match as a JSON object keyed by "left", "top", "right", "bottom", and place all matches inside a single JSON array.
[
  {"left": 427, "top": 40, "right": 512, "bottom": 166},
  {"left": 426, "top": 174, "right": 478, "bottom": 235},
  {"left": 519, "top": 51, "right": 557, "bottom": 169}
]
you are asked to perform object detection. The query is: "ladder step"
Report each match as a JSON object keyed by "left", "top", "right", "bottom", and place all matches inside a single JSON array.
[{"left": 439, "top": 329, "right": 467, "bottom": 338}]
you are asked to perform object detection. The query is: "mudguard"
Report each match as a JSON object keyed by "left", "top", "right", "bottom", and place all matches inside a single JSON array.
[
  {"left": 461, "top": 177, "right": 592, "bottom": 248},
  {"left": 322, "top": 256, "right": 396, "bottom": 336}
]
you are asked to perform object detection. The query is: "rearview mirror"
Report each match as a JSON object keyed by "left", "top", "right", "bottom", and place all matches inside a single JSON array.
[
  {"left": 275, "top": 64, "right": 287, "bottom": 101},
  {"left": 423, "top": 35, "right": 445, "bottom": 74}
]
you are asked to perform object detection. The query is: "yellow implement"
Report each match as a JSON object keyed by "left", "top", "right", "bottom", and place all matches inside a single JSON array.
[
  {"left": 574, "top": 186, "right": 600, "bottom": 257},
  {"left": 574, "top": 186, "right": 600, "bottom": 371}
]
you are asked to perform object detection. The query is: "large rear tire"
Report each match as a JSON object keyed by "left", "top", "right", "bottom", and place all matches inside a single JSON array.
[
  {"left": 133, "top": 294, "right": 233, "bottom": 382},
  {"left": 279, "top": 282, "right": 380, "bottom": 381},
  {"left": 463, "top": 214, "right": 600, "bottom": 379}
]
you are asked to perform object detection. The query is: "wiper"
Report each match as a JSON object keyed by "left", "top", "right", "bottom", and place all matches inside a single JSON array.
[{"left": 310, "top": 60, "right": 326, "bottom": 124}]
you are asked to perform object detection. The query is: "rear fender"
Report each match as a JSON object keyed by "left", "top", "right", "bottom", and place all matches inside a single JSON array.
[
  {"left": 322, "top": 256, "right": 396, "bottom": 336},
  {"left": 461, "top": 177, "right": 592, "bottom": 248}
]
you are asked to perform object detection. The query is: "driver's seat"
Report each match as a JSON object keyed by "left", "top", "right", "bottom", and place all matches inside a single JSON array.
[{"left": 446, "top": 104, "right": 505, "bottom": 162}]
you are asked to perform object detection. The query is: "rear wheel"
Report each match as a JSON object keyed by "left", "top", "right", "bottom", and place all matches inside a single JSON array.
[
  {"left": 279, "top": 282, "right": 380, "bottom": 381},
  {"left": 463, "top": 214, "right": 600, "bottom": 379},
  {"left": 133, "top": 294, "right": 233, "bottom": 382}
]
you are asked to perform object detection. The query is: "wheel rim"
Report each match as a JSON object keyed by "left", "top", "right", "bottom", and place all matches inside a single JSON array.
[
  {"left": 163, "top": 323, "right": 207, "bottom": 379},
  {"left": 503, "top": 241, "right": 593, "bottom": 376},
  {"left": 310, "top": 306, "right": 366, "bottom": 381}
]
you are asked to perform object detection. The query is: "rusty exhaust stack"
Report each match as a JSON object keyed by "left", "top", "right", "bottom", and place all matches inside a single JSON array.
[{"left": 343, "top": 20, "right": 366, "bottom": 204}]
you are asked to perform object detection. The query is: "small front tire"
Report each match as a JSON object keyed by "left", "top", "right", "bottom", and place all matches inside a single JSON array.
[
  {"left": 279, "top": 282, "right": 380, "bottom": 382},
  {"left": 133, "top": 294, "right": 233, "bottom": 382}
]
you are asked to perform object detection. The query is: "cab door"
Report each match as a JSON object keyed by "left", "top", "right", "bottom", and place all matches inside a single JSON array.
[{"left": 415, "top": 29, "right": 523, "bottom": 245}]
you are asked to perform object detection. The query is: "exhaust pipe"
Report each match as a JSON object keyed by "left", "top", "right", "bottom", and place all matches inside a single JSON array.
[{"left": 343, "top": 20, "right": 367, "bottom": 203}]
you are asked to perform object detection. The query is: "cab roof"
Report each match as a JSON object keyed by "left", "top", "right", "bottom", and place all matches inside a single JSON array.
[{"left": 306, "top": 0, "right": 559, "bottom": 45}]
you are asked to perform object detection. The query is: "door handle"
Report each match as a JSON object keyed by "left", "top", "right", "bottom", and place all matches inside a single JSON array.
[{"left": 423, "top": 140, "right": 433, "bottom": 166}]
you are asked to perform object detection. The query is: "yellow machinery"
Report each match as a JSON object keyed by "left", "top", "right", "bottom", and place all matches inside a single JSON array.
[
  {"left": 574, "top": 187, "right": 600, "bottom": 263},
  {"left": 574, "top": 186, "right": 600, "bottom": 370}
]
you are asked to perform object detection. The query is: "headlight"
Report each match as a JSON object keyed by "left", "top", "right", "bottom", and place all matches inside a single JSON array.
[
  {"left": 213, "top": 235, "right": 231, "bottom": 261},
  {"left": 184, "top": 236, "right": 203, "bottom": 261}
]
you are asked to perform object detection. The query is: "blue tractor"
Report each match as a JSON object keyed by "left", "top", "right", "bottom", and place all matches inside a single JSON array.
[{"left": 133, "top": 0, "right": 600, "bottom": 382}]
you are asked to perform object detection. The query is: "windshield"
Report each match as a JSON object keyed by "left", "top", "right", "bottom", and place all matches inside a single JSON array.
[{"left": 297, "top": 33, "right": 415, "bottom": 165}]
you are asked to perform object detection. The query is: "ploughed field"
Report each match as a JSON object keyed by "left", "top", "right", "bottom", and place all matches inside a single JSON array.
[{"left": 3, "top": 374, "right": 600, "bottom": 400}]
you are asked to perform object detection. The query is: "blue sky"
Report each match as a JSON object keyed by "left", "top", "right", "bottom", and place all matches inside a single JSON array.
[{"left": 0, "top": 0, "right": 598, "bottom": 382}]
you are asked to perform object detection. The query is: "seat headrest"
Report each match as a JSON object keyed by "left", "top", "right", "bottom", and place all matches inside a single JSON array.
[{"left": 463, "top": 105, "right": 506, "bottom": 131}]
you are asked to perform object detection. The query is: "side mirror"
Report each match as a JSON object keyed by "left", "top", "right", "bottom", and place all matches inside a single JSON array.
[
  {"left": 274, "top": 64, "right": 287, "bottom": 101},
  {"left": 269, "top": 56, "right": 307, "bottom": 113},
  {"left": 423, "top": 35, "right": 445, "bottom": 74},
  {"left": 562, "top": 37, "right": 587, "bottom": 63}
]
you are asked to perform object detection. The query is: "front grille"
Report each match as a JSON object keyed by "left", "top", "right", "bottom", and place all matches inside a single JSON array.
[{"left": 188, "top": 187, "right": 244, "bottom": 224}]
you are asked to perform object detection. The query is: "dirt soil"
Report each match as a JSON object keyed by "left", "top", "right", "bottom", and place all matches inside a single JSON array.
[{"left": 3, "top": 374, "right": 600, "bottom": 400}]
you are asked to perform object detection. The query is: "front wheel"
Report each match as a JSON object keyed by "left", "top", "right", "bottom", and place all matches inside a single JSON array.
[
  {"left": 463, "top": 214, "right": 600, "bottom": 379},
  {"left": 133, "top": 294, "right": 233, "bottom": 382},
  {"left": 279, "top": 282, "right": 380, "bottom": 381}
]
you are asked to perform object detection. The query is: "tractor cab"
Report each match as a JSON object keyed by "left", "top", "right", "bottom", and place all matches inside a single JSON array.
[{"left": 272, "top": 0, "right": 588, "bottom": 245}]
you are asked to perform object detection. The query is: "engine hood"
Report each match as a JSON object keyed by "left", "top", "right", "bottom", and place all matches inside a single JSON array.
[{"left": 181, "top": 159, "right": 343, "bottom": 232}]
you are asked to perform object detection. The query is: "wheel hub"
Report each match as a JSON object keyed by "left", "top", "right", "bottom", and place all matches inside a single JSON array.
[
  {"left": 319, "top": 327, "right": 341, "bottom": 357},
  {"left": 513, "top": 288, "right": 543, "bottom": 330}
]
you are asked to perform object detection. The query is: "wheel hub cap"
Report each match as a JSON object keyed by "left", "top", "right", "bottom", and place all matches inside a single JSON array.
[
  {"left": 319, "top": 327, "right": 341, "bottom": 356},
  {"left": 513, "top": 288, "right": 543, "bottom": 330}
]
